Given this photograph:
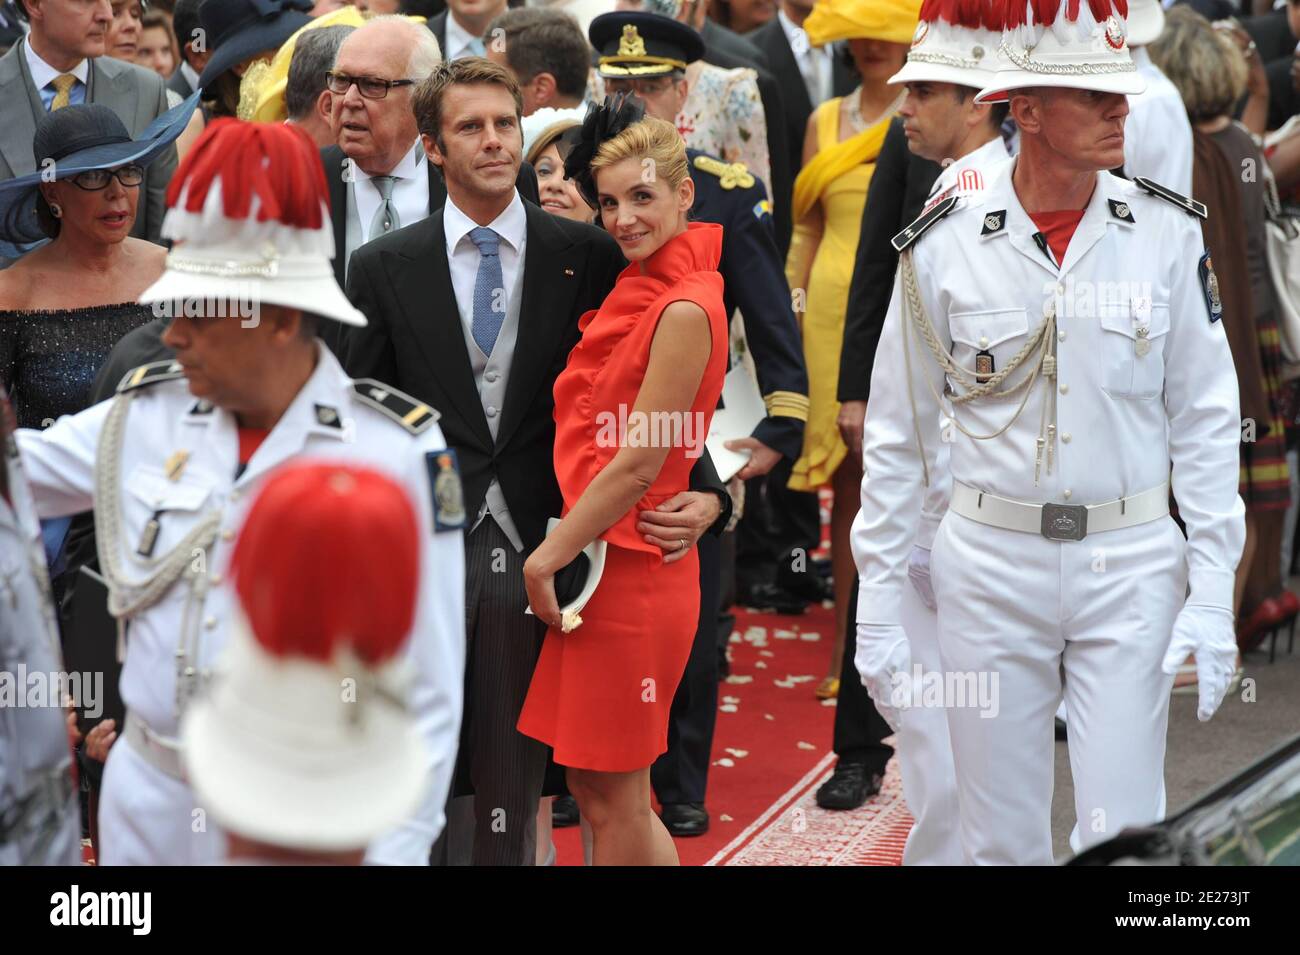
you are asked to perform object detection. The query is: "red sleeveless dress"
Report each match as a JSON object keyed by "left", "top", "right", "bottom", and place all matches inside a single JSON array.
[{"left": 517, "top": 222, "right": 728, "bottom": 772}]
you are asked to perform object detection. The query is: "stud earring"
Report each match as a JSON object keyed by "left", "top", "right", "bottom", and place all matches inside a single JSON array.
[{"left": 50, "top": 202, "right": 63, "bottom": 218}]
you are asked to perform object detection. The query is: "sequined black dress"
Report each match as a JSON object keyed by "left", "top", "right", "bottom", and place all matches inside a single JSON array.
[{"left": 0, "top": 303, "right": 155, "bottom": 429}]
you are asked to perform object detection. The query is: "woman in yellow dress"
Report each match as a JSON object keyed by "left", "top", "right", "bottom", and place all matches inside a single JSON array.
[{"left": 785, "top": 0, "right": 919, "bottom": 696}]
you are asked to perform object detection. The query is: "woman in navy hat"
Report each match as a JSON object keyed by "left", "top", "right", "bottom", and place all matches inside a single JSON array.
[
  {"left": 196, "top": 0, "right": 313, "bottom": 118},
  {"left": 0, "top": 96, "right": 196, "bottom": 432},
  {"left": 0, "top": 94, "right": 195, "bottom": 595}
]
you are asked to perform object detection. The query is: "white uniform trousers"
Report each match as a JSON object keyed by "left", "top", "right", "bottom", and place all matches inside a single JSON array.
[
  {"left": 930, "top": 510, "right": 1186, "bottom": 865},
  {"left": 896, "top": 580, "right": 962, "bottom": 865},
  {"left": 97, "top": 737, "right": 222, "bottom": 865}
]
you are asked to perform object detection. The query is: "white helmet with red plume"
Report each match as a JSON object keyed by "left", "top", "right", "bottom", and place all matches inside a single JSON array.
[
  {"left": 975, "top": 0, "right": 1148, "bottom": 103},
  {"left": 890, "top": 0, "right": 1006, "bottom": 89},
  {"left": 182, "top": 462, "right": 426, "bottom": 851},
  {"left": 139, "top": 119, "right": 368, "bottom": 328}
]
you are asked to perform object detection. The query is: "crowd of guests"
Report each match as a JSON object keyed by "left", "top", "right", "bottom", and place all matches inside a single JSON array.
[{"left": 0, "top": 0, "right": 1298, "bottom": 866}]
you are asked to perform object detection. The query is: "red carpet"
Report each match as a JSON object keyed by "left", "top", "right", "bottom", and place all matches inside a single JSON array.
[{"left": 552, "top": 600, "right": 912, "bottom": 866}]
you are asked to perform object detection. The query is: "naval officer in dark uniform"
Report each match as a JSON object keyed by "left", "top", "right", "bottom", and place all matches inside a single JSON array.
[{"left": 589, "top": 12, "right": 810, "bottom": 836}]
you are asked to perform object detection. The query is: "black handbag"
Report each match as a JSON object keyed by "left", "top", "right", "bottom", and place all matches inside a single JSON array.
[{"left": 551, "top": 551, "right": 591, "bottom": 608}]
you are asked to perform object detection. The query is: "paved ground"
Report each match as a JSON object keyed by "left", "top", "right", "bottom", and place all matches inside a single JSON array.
[{"left": 1052, "top": 627, "right": 1300, "bottom": 860}]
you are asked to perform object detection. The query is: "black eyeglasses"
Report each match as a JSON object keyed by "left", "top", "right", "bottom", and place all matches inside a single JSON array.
[
  {"left": 326, "top": 71, "right": 418, "bottom": 100},
  {"left": 67, "top": 164, "right": 145, "bottom": 191}
]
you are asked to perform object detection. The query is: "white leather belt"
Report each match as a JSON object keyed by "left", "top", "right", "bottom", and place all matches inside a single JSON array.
[
  {"left": 124, "top": 715, "right": 186, "bottom": 780},
  {"left": 950, "top": 481, "right": 1169, "bottom": 541}
]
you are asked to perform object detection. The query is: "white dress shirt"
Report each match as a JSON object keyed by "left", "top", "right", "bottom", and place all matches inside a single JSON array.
[
  {"left": 444, "top": 190, "right": 529, "bottom": 550},
  {"left": 348, "top": 142, "right": 429, "bottom": 244},
  {"left": 444, "top": 12, "right": 485, "bottom": 61},
  {"left": 444, "top": 189, "right": 527, "bottom": 349},
  {"left": 180, "top": 60, "right": 200, "bottom": 94},
  {"left": 778, "top": 8, "right": 832, "bottom": 107},
  {"left": 24, "top": 38, "right": 89, "bottom": 110}
]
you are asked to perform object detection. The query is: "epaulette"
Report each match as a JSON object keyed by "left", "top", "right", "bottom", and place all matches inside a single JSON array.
[
  {"left": 352, "top": 379, "right": 440, "bottom": 435},
  {"left": 692, "top": 154, "right": 755, "bottom": 191},
  {"left": 891, "top": 195, "right": 959, "bottom": 252},
  {"left": 116, "top": 360, "right": 184, "bottom": 394},
  {"left": 1133, "top": 177, "right": 1207, "bottom": 220}
]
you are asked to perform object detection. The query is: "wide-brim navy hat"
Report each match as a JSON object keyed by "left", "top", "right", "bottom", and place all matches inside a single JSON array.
[
  {"left": 589, "top": 11, "right": 704, "bottom": 78},
  {"left": 197, "top": 0, "right": 314, "bottom": 89},
  {"left": 0, "top": 92, "right": 201, "bottom": 256}
]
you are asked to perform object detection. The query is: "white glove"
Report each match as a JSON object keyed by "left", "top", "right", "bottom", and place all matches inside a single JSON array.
[
  {"left": 906, "top": 545, "right": 936, "bottom": 610},
  {"left": 1160, "top": 604, "right": 1237, "bottom": 722},
  {"left": 855, "top": 623, "right": 912, "bottom": 732}
]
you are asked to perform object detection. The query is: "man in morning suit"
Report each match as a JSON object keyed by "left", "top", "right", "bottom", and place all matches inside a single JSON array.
[
  {"left": 342, "top": 57, "right": 731, "bottom": 865},
  {"left": 320, "top": 15, "right": 537, "bottom": 354}
]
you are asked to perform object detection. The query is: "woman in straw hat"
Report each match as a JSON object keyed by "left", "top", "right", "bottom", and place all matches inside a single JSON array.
[{"left": 783, "top": 0, "right": 919, "bottom": 698}]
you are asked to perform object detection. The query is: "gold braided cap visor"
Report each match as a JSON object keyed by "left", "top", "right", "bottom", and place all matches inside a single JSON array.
[{"left": 597, "top": 55, "right": 689, "bottom": 77}]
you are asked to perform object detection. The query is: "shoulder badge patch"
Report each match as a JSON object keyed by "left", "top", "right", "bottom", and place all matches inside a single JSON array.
[
  {"left": 1199, "top": 251, "right": 1223, "bottom": 323},
  {"left": 1133, "top": 177, "right": 1207, "bottom": 220},
  {"left": 425, "top": 448, "right": 466, "bottom": 532},
  {"left": 352, "top": 379, "right": 440, "bottom": 435},
  {"left": 117, "top": 360, "right": 185, "bottom": 394},
  {"left": 892, "top": 195, "right": 959, "bottom": 252},
  {"left": 692, "top": 154, "right": 755, "bottom": 191},
  {"left": 752, "top": 198, "right": 772, "bottom": 221}
]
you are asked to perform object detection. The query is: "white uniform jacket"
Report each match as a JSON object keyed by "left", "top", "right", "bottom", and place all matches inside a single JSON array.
[
  {"left": 0, "top": 408, "right": 80, "bottom": 866},
  {"left": 15, "top": 345, "right": 466, "bottom": 864},
  {"left": 854, "top": 157, "right": 1245, "bottom": 627}
]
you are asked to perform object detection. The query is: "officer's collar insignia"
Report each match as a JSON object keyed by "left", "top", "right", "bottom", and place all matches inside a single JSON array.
[
  {"left": 1133, "top": 176, "right": 1207, "bottom": 220},
  {"left": 692, "top": 154, "right": 754, "bottom": 190},
  {"left": 117, "top": 360, "right": 185, "bottom": 395},
  {"left": 315, "top": 404, "right": 342, "bottom": 429},
  {"left": 619, "top": 24, "right": 646, "bottom": 57},
  {"left": 188, "top": 400, "right": 214, "bottom": 416},
  {"left": 891, "top": 195, "right": 959, "bottom": 252},
  {"left": 980, "top": 210, "right": 1006, "bottom": 236},
  {"left": 1107, "top": 198, "right": 1135, "bottom": 223},
  {"left": 352, "top": 378, "right": 440, "bottom": 435}
]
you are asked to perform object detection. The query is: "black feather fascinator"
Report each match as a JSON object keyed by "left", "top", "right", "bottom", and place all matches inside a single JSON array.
[{"left": 558, "top": 94, "right": 647, "bottom": 209}]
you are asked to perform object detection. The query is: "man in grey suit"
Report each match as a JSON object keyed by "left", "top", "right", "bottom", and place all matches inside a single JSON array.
[{"left": 0, "top": 0, "right": 175, "bottom": 248}]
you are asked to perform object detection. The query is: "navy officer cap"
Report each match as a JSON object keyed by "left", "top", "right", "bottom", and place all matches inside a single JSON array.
[{"left": 589, "top": 11, "right": 705, "bottom": 78}]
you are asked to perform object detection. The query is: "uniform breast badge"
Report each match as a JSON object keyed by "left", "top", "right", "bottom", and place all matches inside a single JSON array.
[
  {"left": 1134, "top": 327, "right": 1151, "bottom": 357},
  {"left": 975, "top": 350, "right": 995, "bottom": 384},
  {"left": 1133, "top": 296, "right": 1152, "bottom": 356},
  {"left": 136, "top": 512, "right": 163, "bottom": 558},
  {"left": 426, "top": 449, "right": 466, "bottom": 532},
  {"left": 164, "top": 450, "right": 190, "bottom": 482}
]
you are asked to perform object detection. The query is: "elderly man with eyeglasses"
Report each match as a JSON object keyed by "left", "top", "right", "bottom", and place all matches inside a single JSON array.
[{"left": 318, "top": 13, "right": 539, "bottom": 357}]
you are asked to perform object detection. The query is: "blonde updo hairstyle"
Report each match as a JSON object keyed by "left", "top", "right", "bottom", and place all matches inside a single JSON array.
[{"left": 589, "top": 116, "right": 690, "bottom": 195}]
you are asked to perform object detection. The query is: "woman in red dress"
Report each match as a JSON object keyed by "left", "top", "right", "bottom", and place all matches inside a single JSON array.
[{"left": 518, "top": 105, "right": 728, "bottom": 866}]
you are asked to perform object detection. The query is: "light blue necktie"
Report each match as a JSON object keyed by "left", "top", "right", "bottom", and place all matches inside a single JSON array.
[
  {"left": 469, "top": 227, "right": 505, "bottom": 356},
  {"left": 467, "top": 36, "right": 487, "bottom": 58}
]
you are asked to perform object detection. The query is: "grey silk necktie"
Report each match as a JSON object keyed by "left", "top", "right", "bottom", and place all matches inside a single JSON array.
[{"left": 368, "top": 175, "right": 399, "bottom": 241}]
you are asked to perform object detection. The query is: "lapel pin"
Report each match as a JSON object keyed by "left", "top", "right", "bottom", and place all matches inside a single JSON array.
[
  {"left": 164, "top": 450, "right": 190, "bottom": 482},
  {"left": 564, "top": 268, "right": 575, "bottom": 276}
]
